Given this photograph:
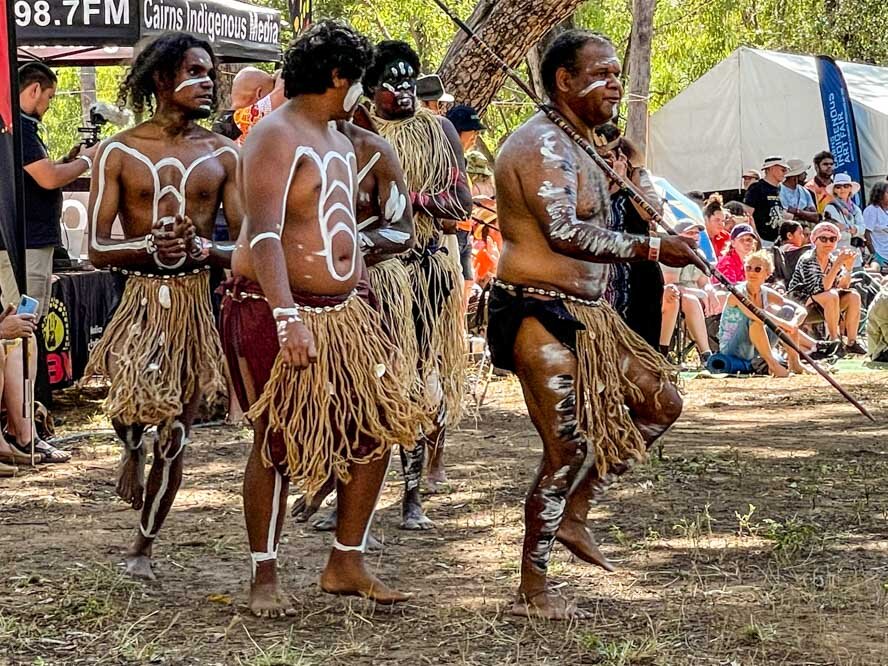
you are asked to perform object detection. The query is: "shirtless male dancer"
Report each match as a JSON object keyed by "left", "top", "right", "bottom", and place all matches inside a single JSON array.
[
  {"left": 489, "top": 30, "right": 699, "bottom": 620},
  {"left": 367, "top": 41, "right": 473, "bottom": 527},
  {"left": 220, "top": 20, "right": 426, "bottom": 618},
  {"left": 85, "top": 33, "right": 241, "bottom": 580}
]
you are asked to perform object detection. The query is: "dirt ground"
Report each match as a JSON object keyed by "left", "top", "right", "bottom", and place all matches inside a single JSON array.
[{"left": 1, "top": 370, "right": 888, "bottom": 666}]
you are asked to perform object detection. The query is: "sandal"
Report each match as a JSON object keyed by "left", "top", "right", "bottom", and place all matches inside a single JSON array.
[{"left": 8, "top": 436, "right": 69, "bottom": 464}]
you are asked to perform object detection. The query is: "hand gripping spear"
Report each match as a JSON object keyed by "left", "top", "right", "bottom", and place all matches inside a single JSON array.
[{"left": 430, "top": 0, "right": 875, "bottom": 421}]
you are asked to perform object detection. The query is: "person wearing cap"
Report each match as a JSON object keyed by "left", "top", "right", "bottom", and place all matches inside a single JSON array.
[
  {"left": 713, "top": 224, "right": 759, "bottom": 284},
  {"left": 743, "top": 156, "right": 790, "bottom": 244},
  {"left": 822, "top": 173, "right": 865, "bottom": 268},
  {"left": 446, "top": 104, "right": 487, "bottom": 154},
  {"left": 446, "top": 105, "right": 488, "bottom": 301},
  {"left": 659, "top": 220, "right": 718, "bottom": 363},
  {"left": 805, "top": 150, "right": 836, "bottom": 213},
  {"left": 779, "top": 159, "right": 819, "bottom": 225},
  {"left": 788, "top": 222, "right": 865, "bottom": 354},
  {"left": 416, "top": 74, "right": 454, "bottom": 114}
]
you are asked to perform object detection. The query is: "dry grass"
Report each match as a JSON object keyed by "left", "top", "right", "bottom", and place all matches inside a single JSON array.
[{"left": 1, "top": 370, "right": 887, "bottom": 665}]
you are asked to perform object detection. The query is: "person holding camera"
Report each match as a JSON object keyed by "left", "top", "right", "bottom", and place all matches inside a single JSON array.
[{"left": 0, "top": 63, "right": 98, "bottom": 319}]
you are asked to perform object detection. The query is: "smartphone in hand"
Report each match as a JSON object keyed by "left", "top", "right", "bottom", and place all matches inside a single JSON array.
[{"left": 17, "top": 295, "right": 39, "bottom": 316}]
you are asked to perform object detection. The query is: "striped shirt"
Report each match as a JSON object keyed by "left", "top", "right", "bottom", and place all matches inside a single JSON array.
[{"left": 788, "top": 248, "right": 832, "bottom": 299}]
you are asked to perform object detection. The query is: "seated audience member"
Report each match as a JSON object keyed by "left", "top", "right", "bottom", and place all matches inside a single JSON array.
[
  {"left": 719, "top": 251, "right": 810, "bottom": 377},
  {"left": 771, "top": 221, "right": 808, "bottom": 286},
  {"left": 863, "top": 181, "right": 888, "bottom": 271},
  {"left": 780, "top": 159, "right": 819, "bottom": 225},
  {"left": 660, "top": 221, "right": 719, "bottom": 363},
  {"left": 704, "top": 198, "right": 730, "bottom": 257},
  {"left": 744, "top": 156, "right": 789, "bottom": 245},
  {"left": 867, "top": 286, "right": 888, "bottom": 362},
  {"left": 0, "top": 305, "right": 43, "bottom": 475},
  {"left": 788, "top": 222, "right": 866, "bottom": 354},
  {"left": 714, "top": 224, "right": 758, "bottom": 284},
  {"left": 823, "top": 173, "right": 865, "bottom": 267},
  {"left": 724, "top": 200, "right": 753, "bottom": 233},
  {"left": 805, "top": 150, "right": 835, "bottom": 213}
]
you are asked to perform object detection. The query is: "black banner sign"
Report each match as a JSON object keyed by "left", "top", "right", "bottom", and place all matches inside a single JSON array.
[
  {"left": 16, "top": 0, "right": 280, "bottom": 63},
  {"left": 14, "top": 0, "right": 138, "bottom": 45}
]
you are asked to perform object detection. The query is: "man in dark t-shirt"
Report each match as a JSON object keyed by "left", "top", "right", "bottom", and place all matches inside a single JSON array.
[
  {"left": 0, "top": 63, "right": 97, "bottom": 319},
  {"left": 743, "top": 156, "right": 789, "bottom": 244}
]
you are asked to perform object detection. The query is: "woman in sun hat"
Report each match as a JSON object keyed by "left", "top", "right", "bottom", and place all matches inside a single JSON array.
[{"left": 822, "top": 173, "right": 865, "bottom": 267}]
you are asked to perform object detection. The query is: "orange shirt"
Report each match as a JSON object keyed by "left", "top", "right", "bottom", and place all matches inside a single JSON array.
[{"left": 805, "top": 178, "right": 833, "bottom": 213}]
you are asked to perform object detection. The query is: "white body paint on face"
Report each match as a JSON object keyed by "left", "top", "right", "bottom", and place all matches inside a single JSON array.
[
  {"left": 578, "top": 80, "right": 607, "bottom": 97},
  {"left": 277, "top": 147, "right": 359, "bottom": 282},
  {"left": 174, "top": 76, "right": 212, "bottom": 93},
  {"left": 92, "top": 142, "right": 237, "bottom": 255},
  {"left": 343, "top": 82, "right": 363, "bottom": 112}
]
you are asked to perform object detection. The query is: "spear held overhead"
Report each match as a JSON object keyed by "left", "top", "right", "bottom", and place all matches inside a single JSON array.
[{"left": 430, "top": 0, "right": 874, "bottom": 421}]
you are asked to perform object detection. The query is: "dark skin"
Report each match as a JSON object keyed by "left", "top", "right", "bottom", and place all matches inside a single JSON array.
[
  {"left": 783, "top": 172, "right": 820, "bottom": 224},
  {"left": 495, "top": 39, "right": 697, "bottom": 620},
  {"left": 86, "top": 46, "right": 243, "bottom": 581},
  {"left": 368, "top": 55, "right": 473, "bottom": 523},
  {"left": 231, "top": 71, "right": 410, "bottom": 618}
]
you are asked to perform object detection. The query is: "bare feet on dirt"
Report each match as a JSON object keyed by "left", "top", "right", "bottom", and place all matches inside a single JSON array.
[
  {"left": 312, "top": 510, "right": 338, "bottom": 532},
  {"left": 400, "top": 502, "right": 434, "bottom": 530},
  {"left": 425, "top": 468, "right": 448, "bottom": 493},
  {"left": 556, "top": 518, "right": 616, "bottom": 572},
  {"left": 248, "top": 582, "right": 297, "bottom": 618},
  {"left": 510, "top": 588, "right": 590, "bottom": 621},
  {"left": 124, "top": 553, "right": 155, "bottom": 580},
  {"left": 291, "top": 494, "right": 323, "bottom": 523},
  {"left": 116, "top": 449, "right": 145, "bottom": 510},
  {"left": 320, "top": 557, "right": 411, "bottom": 604}
]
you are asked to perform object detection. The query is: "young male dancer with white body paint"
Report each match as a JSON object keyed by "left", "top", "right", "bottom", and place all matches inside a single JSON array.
[
  {"left": 220, "top": 21, "right": 427, "bottom": 618},
  {"left": 85, "top": 33, "right": 242, "bottom": 580}
]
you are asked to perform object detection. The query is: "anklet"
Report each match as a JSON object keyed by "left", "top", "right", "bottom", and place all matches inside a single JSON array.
[{"left": 332, "top": 539, "right": 365, "bottom": 553}]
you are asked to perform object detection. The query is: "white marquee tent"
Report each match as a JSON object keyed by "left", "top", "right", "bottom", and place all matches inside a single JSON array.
[{"left": 648, "top": 47, "right": 888, "bottom": 195}]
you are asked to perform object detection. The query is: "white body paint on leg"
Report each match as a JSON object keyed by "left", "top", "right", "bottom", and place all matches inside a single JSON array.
[
  {"left": 332, "top": 453, "right": 390, "bottom": 553},
  {"left": 250, "top": 469, "right": 283, "bottom": 580},
  {"left": 139, "top": 420, "right": 187, "bottom": 539}
]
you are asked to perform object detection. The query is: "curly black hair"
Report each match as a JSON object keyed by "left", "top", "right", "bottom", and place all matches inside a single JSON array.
[
  {"left": 118, "top": 33, "right": 218, "bottom": 115},
  {"left": 363, "top": 40, "right": 420, "bottom": 96},
  {"left": 282, "top": 20, "right": 373, "bottom": 99},
  {"left": 541, "top": 30, "right": 614, "bottom": 99}
]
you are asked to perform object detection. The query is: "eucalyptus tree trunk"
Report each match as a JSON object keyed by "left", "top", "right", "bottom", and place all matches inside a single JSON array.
[{"left": 624, "top": 0, "right": 656, "bottom": 157}]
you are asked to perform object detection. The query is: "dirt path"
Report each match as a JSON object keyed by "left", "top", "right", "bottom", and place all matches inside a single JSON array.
[{"left": 1, "top": 372, "right": 887, "bottom": 665}]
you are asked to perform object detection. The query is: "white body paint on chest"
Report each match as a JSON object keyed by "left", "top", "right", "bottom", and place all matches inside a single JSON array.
[
  {"left": 92, "top": 142, "right": 237, "bottom": 254},
  {"left": 277, "top": 147, "right": 359, "bottom": 282}
]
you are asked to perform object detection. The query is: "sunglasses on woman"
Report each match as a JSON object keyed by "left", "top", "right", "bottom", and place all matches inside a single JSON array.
[
  {"left": 816, "top": 236, "right": 838, "bottom": 243},
  {"left": 834, "top": 184, "right": 852, "bottom": 189},
  {"left": 744, "top": 264, "right": 766, "bottom": 273}
]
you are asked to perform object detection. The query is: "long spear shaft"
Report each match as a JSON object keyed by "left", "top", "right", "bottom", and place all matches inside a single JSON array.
[{"left": 431, "top": 0, "right": 874, "bottom": 421}]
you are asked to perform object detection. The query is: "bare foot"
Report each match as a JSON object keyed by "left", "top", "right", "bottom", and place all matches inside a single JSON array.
[
  {"left": 790, "top": 364, "right": 813, "bottom": 375},
  {"left": 249, "top": 581, "right": 297, "bottom": 618},
  {"left": 426, "top": 468, "right": 448, "bottom": 494},
  {"left": 312, "top": 509, "right": 338, "bottom": 532},
  {"left": 292, "top": 494, "right": 323, "bottom": 523},
  {"left": 124, "top": 553, "right": 156, "bottom": 580},
  {"left": 320, "top": 557, "right": 411, "bottom": 604},
  {"left": 116, "top": 448, "right": 145, "bottom": 510},
  {"left": 366, "top": 533, "right": 383, "bottom": 552},
  {"left": 556, "top": 518, "right": 615, "bottom": 572},
  {"left": 400, "top": 502, "right": 434, "bottom": 530},
  {"left": 769, "top": 363, "right": 790, "bottom": 378},
  {"left": 510, "top": 588, "right": 590, "bottom": 621}
]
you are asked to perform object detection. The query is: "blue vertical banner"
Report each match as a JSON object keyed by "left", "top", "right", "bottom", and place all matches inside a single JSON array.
[{"left": 816, "top": 55, "right": 864, "bottom": 205}]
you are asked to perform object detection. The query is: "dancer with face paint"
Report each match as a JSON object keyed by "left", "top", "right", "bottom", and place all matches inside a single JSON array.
[
  {"left": 84, "top": 33, "right": 243, "bottom": 580},
  {"left": 221, "top": 21, "right": 427, "bottom": 618},
  {"left": 489, "top": 31, "right": 699, "bottom": 620},
  {"left": 366, "top": 41, "right": 473, "bottom": 528}
]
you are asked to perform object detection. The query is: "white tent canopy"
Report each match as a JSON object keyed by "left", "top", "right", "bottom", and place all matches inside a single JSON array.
[{"left": 648, "top": 47, "right": 888, "bottom": 195}]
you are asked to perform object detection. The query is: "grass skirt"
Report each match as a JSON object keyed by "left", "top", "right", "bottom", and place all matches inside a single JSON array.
[
  {"left": 564, "top": 301, "right": 675, "bottom": 476},
  {"left": 83, "top": 269, "right": 226, "bottom": 425},
  {"left": 246, "top": 293, "right": 430, "bottom": 497}
]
